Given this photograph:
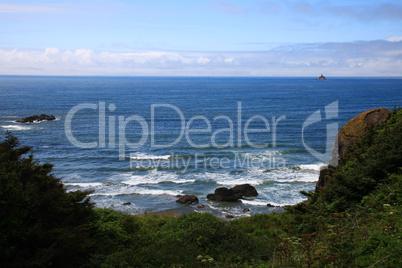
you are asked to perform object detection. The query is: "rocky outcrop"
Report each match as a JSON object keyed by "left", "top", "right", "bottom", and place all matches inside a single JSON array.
[
  {"left": 232, "top": 184, "right": 258, "bottom": 197},
  {"left": 316, "top": 74, "right": 326, "bottom": 80},
  {"left": 207, "top": 184, "right": 258, "bottom": 202},
  {"left": 317, "top": 108, "right": 392, "bottom": 190},
  {"left": 207, "top": 187, "right": 242, "bottom": 202},
  {"left": 329, "top": 108, "right": 392, "bottom": 167},
  {"left": 176, "top": 195, "right": 199, "bottom": 204},
  {"left": 315, "top": 167, "right": 334, "bottom": 191},
  {"left": 16, "top": 114, "right": 56, "bottom": 123}
]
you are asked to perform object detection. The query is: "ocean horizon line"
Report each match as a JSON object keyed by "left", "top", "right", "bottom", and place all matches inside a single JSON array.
[{"left": 1, "top": 75, "right": 402, "bottom": 79}]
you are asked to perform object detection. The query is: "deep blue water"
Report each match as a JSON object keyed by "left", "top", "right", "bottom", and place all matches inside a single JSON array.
[{"left": 0, "top": 76, "right": 400, "bottom": 218}]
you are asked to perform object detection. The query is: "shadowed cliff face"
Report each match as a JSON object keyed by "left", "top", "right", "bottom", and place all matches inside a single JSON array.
[
  {"left": 317, "top": 108, "right": 392, "bottom": 191},
  {"left": 329, "top": 108, "right": 392, "bottom": 167}
]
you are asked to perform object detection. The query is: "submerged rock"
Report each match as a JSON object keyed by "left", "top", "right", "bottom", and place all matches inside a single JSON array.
[
  {"left": 267, "top": 203, "right": 280, "bottom": 207},
  {"left": 176, "top": 195, "right": 199, "bottom": 204},
  {"left": 16, "top": 114, "right": 56, "bottom": 123}
]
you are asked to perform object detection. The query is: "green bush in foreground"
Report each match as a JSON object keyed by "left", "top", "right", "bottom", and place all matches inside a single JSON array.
[
  {"left": 0, "top": 108, "right": 401, "bottom": 267},
  {"left": 0, "top": 132, "right": 94, "bottom": 266}
]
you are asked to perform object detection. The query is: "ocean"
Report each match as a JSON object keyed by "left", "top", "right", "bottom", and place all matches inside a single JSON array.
[{"left": 0, "top": 76, "right": 400, "bottom": 219}]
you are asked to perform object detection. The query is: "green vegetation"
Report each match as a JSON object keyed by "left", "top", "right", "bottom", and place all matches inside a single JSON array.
[{"left": 1, "top": 108, "right": 401, "bottom": 267}]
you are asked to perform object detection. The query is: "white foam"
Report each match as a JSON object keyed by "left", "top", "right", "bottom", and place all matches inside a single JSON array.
[
  {"left": 0, "top": 124, "right": 33, "bottom": 131},
  {"left": 89, "top": 187, "right": 182, "bottom": 197},
  {"left": 239, "top": 150, "right": 283, "bottom": 158},
  {"left": 130, "top": 153, "right": 171, "bottom": 160},
  {"left": 64, "top": 182, "right": 103, "bottom": 187},
  {"left": 299, "top": 163, "right": 326, "bottom": 171},
  {"left": 241, "top": 199, "right": 270, "bottom": 206},
  {"left": 111, "top": 170, "right": 195, "bottom": 186},
  {"left": 267, "top": 168, "right": 319, "bottom": 183},
  {"left": 122, "top": 175, "right": 196, "bottom": 185},
  {"left": 265, "top": 201, "right": 294, "bottom": 207},
  {"left": 216, "top": 177, "right": 264, "bottom": 186}
]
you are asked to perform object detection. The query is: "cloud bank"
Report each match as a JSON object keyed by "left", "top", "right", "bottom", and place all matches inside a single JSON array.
[{"left": 1, "top": 38, "right": 401, "bottom": 76}]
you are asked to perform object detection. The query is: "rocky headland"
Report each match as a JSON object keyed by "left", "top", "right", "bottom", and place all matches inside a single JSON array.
[{"left": 316, "top": 107, "right": 392, "bottom": 191}]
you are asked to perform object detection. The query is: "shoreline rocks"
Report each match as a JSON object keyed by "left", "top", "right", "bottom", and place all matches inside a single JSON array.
[
  {"left": 207, "top": 184, "right": 258, "bottom": 202},
  {"left": 16, "top": 114, "right": 56, "bottom": 123},
  {"left": 266, "top": 203, "right": 276, "bottom": 207},
  {"left": 176, "top": 195, "right": 199, "bottom": 204}
]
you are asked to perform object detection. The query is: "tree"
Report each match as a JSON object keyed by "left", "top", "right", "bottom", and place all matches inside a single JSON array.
[{"left": 0, "top": 132, "right": 94, "bottom": 266}]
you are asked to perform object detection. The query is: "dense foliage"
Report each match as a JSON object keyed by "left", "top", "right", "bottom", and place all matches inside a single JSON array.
[
  {"left": 0, "top": 132, "right": 95, "bottom": 266},
  {"left": 0, "top": 108, "right": 401, "bottom": 267}
]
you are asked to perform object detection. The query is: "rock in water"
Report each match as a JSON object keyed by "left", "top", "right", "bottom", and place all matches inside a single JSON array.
[
  {"left": 207, "top": 187, "right": 243, "bottom": 202},
  {"left": 316, "top": 74, "right": 326, "bottom": 80},
  {"left": 176, "top": 195, "right": 199, "bottom": 204},
  {"left": 16, "top": 114, "right": 56, "bottom": 123},
  {"left": 207, "top": 184, "right": 258, "bottom": 202},
  {"left": 329, "top": 108, "right": 392, "bottom": 167},
  {"left": 232, "top": 184, "right": 258, "bottom": 197}
]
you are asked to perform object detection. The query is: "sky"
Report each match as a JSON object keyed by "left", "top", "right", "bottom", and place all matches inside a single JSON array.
[{"left": 1, "top": 0, "right": 402, "bottom": 76}]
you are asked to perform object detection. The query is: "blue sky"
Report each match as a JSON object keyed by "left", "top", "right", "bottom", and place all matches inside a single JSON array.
[{"left": 1, "top": 0, "right": 402, "bottom": 76}]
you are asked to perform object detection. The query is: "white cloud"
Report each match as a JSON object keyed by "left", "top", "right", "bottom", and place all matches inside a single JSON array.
[
  {"left": 385, "top": 36, "right": 402, "bottom": 42},
  {"left": 1, "top": 40, "right": 402, "bottom": 76},
  {"left": 196, "top": 57, "right": 211, "bottom": 64}
]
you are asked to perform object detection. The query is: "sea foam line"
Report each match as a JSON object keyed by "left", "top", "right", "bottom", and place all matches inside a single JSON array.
[
  {"left": 130, "top": 153, "right": 171, "bottom": 160},
  {"left": 89, "top": 188, "right": 182, "bottom": 197},
  {"left": 0, "top": 124, "right": 35, "bottom": 131}
]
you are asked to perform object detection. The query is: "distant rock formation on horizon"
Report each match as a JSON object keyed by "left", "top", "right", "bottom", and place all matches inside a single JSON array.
[{"left": 316, "top": 74, "right": 326, "bottom": 80}]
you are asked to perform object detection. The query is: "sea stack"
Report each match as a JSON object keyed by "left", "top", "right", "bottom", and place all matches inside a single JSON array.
[{"left": 316, "top": 74, "right": 326, "bottom": 80}]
